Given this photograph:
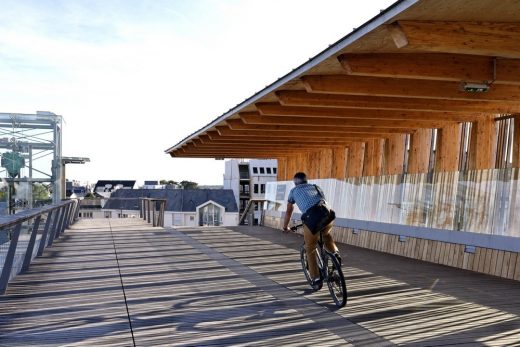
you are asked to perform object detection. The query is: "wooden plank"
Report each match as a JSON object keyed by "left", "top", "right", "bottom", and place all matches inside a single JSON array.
[
  {"left": 393, "top": 21, "right": 520, "bottom": 58},
  {"left": 302, "top": 75, "right": 520, "bottom": 101},
  {"left": 332, "top": 147, "right": 347, "bottom": 179},
  {"left": 509, "top": 252, "right": 519, "bottom": 279},
  {"left": 385, "top": 134, "right": 406, "bottom": 175},
  {"left": 513, "top": 116, "right": 520, "bottom": 168},
  {"left": 276, "top": 90, "right": 520, "bottom": 114},
  {"left": 347, "top": 142, "right": 365, "bottom": 177},
  {"left": 502, "top": 251, "right": 512, "bottom": 278},
  {"left": 469, "top": 116, "right": 498, "bottom": 170},
  {"left": 408, "top": 129, "right": 433, "bottom": 174},
  {"left": 254, "top": 104, "right": 477, "bottom": 122},
  {"left": 436, "top": 123, "right": 462, "bottom": 172},
  {"left": 363, "top": 139, "right": 385, "bottom": 176},
  {"left": 339, "top": 53, "right": 520, "bottom": 84}
]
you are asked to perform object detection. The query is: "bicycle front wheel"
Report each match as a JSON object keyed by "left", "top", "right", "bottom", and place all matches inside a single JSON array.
[
  {"left": 324, "top": 250, "right": 347, "bottom": 308},
  {"left": 300, "top": 245, "right": 313, "bottom": 286}
]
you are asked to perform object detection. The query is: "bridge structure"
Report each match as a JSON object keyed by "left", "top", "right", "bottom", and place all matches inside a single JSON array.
[{"left": 0, "top": 217, "right": 519, "bottom": 346}]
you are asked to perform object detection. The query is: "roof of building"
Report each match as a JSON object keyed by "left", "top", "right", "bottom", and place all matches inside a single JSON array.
[
  {"left": 165, "top": 0, "right": 520, "bottom": 159},
  {"left": 94, "top": 180, "right": 136, "bottom": 191},
  {"left": 103, "top": 189, "right": 238, "bottom": 212}
]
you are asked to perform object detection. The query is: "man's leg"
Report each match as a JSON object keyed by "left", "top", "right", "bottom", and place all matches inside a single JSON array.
[
  {"left": 303, "top": 224, "right": 320, "bottom": 280},
  {"left": 322, "top": 222, "right": 339, "bottom": 254}
]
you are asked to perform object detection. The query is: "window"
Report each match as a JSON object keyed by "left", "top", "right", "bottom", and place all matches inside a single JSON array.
[
  {"left": 254, "top": 184, "right": 259, "bottom": 194},
  {"left": 266, "top": 167, "right": 272, "bottom": 174},
  {"left": 260, "top": 184, "right": 265, "bottom": 194},
  {"left": 244, "top": 184, "right": 250, "bottom": 194},
  {"left": 253, "top": 167, "right": 258, "bottom": 174},
  {"left": 254, "top": 202, "right": 259, "bottom": 211},
  {"left": 190, "top": 216, "right": 195, "bottom": 221},
  {"left": 273, "top": 168, "right": 277, "bottom": 174},
  {"left": 104, "top": 211, "right": 112, "bottom": 218},
  {"left": 259, "top": 167, "right": 265, "bottom": 174}
]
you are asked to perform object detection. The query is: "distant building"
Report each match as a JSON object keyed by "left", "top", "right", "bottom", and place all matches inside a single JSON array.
[
  {"left": 102, "top": 188, "right": 238, "bottom": 227},
  {"left": 223, "top": 159, "right": 277, "bottom": 225},
  {"left": 66, "top": 180, "right": 87, "bottom": 198},
  {"left": 93, "top": 180, "right": 135, "bottom": 198}
]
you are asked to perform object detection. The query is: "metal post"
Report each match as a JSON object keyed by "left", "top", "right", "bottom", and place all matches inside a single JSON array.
[
  {"left": 48, "top": 206, "right": 63, "bottom": 246},
  {"left": 73, "top": 200, "right": 80, "bottom": 222},
  {"left": 160, "top": 201, "right": 165, "bottom": 227},
  {"left": 147, "top": 200, "right": 151, "bottom": 223},
  {"left": 65, "top": 203, "right": 73, "bottom": 229},
  {"left": 0, "top": 223, "right": 23, "bottom": 294},
  {"left": 21, "top": 215, "right": 42, "bottom": 273},
  {"left": 37, "top": 210, "right": 54, "bottom": 256},
  {"left": 60, "top": 204, "right": 69, "bottom": 233}
]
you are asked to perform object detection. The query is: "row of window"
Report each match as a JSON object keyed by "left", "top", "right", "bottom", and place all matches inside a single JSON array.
[
  {"left": 79, "top": 212, "right": 93, "bottom": 218},
  {"left": 253, "top": 184, "right": 266, "bottom": 194},
  {"left": 252, "top": 167, "right": 277, "bottom": 175}
]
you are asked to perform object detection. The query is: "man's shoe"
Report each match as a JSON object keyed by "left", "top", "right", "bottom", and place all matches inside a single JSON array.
[{"left": 311, "top": 278, "right": 323, "bottom": 291}]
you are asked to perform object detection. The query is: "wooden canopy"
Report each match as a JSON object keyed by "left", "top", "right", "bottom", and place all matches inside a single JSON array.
[{"left": 166, "top": 0, "right": 520, "bottom": 179}]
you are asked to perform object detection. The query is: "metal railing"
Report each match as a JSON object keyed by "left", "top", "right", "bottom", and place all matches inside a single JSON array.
[
  {"left": 0, "top": 199, "right": 79, "bottom": 295},
  {"left": 140, "top": 198, "right": 166, "bottom": 227}
]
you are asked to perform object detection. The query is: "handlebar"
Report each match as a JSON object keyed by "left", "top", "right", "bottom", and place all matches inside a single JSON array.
[{"left": 289, "top": 223, "right": 303, "bottom": 231}]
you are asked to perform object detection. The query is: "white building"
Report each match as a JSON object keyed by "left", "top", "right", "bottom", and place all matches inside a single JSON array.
[{"left": 223, "top": 159, "right": 277, "bottom": 225}]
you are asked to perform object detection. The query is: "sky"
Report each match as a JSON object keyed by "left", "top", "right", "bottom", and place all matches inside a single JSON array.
[{"left": 0, "top": 0, "right": 396, "bottom": 186}]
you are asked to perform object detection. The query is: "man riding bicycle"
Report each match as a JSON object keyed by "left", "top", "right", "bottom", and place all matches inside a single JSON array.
[{"left": 282, "top": 172, "right": 341, "bottom": 291}]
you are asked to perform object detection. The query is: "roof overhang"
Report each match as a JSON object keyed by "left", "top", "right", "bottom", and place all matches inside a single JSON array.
[{"left": 166, "top": 0, "right": 520, "bottom": 159}]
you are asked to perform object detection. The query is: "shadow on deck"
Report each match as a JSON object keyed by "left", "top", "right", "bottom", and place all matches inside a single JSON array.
[{"left": 0, "top": 219, "right": 518, "bottom": 346}]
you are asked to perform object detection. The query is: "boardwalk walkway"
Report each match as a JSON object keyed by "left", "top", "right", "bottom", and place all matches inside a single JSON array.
[{"left": 0, "top": 219, "right": 518, "bottom": 346}]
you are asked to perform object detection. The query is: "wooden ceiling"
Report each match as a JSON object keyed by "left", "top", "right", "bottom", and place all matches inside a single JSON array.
[{"left": 166, "top": 0, "right": 520, "bottom": 159}]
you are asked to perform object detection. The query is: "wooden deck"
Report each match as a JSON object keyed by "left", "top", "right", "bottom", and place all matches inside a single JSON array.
[{"left": 0, "top": 219, "right": 518, "bottom": 346}]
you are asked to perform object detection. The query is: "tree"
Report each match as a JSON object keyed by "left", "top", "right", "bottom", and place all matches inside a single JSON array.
[
  {"left": 33, "top": 183, "right": 50, "bottom": 201},
  {"left": 179, "top": 180, "right": 198, "bottom": 190},
  {"left": 160, "top": 179, "right": 178, "bottom": 186}
]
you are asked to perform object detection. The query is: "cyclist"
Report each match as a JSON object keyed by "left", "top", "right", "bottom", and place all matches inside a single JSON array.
[{"left": 282, "top": 172, "right": 341, "bottom": 291}]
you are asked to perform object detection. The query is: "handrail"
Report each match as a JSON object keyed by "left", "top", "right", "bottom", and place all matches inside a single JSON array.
[{"left": 0, "top": 199, "right": 79, "bottom": 295}]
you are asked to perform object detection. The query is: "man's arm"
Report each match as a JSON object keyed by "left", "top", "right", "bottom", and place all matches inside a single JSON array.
[{"left": 282, "top": 203, "right": 294, "bottom": 231}]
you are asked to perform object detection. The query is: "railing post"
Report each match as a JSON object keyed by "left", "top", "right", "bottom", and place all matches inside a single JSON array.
[
  {"left": 37, "top": 210, "right": 54, "bottom": 256},
  {"left": 152, "top": 200, "right": 157, "bottom": 227},
  {"left": 63, "top": 203, "right": 72, "bottom": 231},
  {"left": 147, "top": 200, "right": 151, "bottom": 223},
  {"left": 21, "top": 215, "right": 42, "bottom": 273},
  {"left": 160, "top": 201, "right": 165, "bottom": 227},
  {"left": 0, "top": 223, "right": 22, "bottom": 295},
  {"left": 140, "top": 199, "right": 144, "bottom": 219},
  {"left": 48, "top": 206, "right": 63, "bottom": 246},
  {"left": 59, "top": 204, "right": 69, "bottom": 235},
  {"left": 74, "top": 200, "right": 80, "bottom": 221}
]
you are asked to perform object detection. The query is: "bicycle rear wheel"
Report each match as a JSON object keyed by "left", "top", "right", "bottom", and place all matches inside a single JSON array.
[{"left": 324, "top": 250, "right": 347, "bottom": 307}]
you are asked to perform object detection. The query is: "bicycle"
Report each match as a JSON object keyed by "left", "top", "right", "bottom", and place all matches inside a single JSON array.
[{"left": 290, "top": 223, "right": 347, "bottom": 308}]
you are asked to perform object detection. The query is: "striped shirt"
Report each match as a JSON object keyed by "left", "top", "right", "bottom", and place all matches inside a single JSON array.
[{"left": 287, "top": 183, "right": 325, "bottom": 214}]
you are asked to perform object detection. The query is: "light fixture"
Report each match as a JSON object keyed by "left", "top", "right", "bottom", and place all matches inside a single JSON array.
[{"left": 461, "top": 82, "right": 490, "bottom": 93}]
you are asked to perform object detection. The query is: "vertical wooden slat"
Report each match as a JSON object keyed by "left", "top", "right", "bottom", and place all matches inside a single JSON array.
[
  {"left": 469, "top": 116, "right": 498, "bottom": 170},
  {"left": 347, "top": 142, "right": 365, "bottom": 177},
  {"left": 332, "top": 146, "right": 347, "bottom": 179},
  {"left": 385, "top": 134, "right": 407, "bottom": 175},
  {"left": 436, "top": 123, "right": 462, "bottom": 172},
  {"left": 408, "top": 129, "right": 433, "bottom": 174}
]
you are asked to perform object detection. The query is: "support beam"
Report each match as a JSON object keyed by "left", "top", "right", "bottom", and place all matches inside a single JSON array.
[
  {"left": 390, "top": 21, "right": 520, "bottom": 58},
  {"left": 276, "top": 90, "right": 520, "bottom": 114},
  {"left": 240, "top": 113, "right": 458, "bottom": 130},
  {"left": 436, "top": 123, "right": 462, "bottom": 172},
  {"left": 469, "top": 116, "right": 498, "bottom": 170},
  {"left": 215, "top": 126, "right": 384, "bottom": 139},
  {"left": 302, "top": 75, "right": 520, "bottom": 102},
  {"left": 408, "top": 128, "right": 433, "bottom": 174},
  {"left": 339, "top": 53, "right": 520, "bottom": 85},
  {"left": 363, "top": 139, "right": 384, "bottom": 176},
  {"left": 226, "top": 118, "right": 411, "bottom": 134},
  {"left": 276, "top": 157, "right": 287, "bottom": 181},
  {"left": 255, "top": 103, "right": 478, "bottom": 122},
  {"left": 385, "top": 134, "right": 407, "bottom": 175},
  {"left": 347, "top": 142, "right": 365, "bottom": 177}
]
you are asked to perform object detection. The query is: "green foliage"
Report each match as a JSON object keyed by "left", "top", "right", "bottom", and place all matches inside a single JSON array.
[
  {"left": 84, "top": 192, "right": 95, "bottom": 199},
  {"left": 179, "top": 180, "right": 198, "bottom": 190},
  {"left": 33, "top": 183, "right": 50, "bottom": 201},
  {"left": 159, "top": 179, "right": 178, "bottom": 185}
]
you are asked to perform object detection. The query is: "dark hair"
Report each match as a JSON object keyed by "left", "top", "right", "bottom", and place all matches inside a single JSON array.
[{"left": 293, "top": 172, "right": 307, "bottom": 185}]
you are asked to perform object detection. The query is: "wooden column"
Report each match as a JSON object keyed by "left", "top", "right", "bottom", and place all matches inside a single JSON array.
[
  {"left": 436, "top": 123, "right": 462, "bottom": 172},
  {"left": 512, "top": 116, "right": 520, "bottom": 167},
  {"left": 332, "top": 146, "right": 347, "bottom": 179},
  {"left": 408, "top": 129, "right": 433, "bottom": 174},
  {"left": 318, "top": 149, "right": 333, "bottom": 178},
  {"left": 363, "top": 139, "right": 384, "bottom": 176},
  {"left": 308, "top": 151, "right": 319, "bottom": 179},
  {"left": 347, "top": 142, "right": 365, "bottom": 177},
  {"left": 276, "top": 157, "right": 287, "bottom": 181},
  {"left": 469, "top": 116, "right": 498, "bottom": 170},
  {"left": 385, "top": 134, "right": 406, "bottom": 175}
]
